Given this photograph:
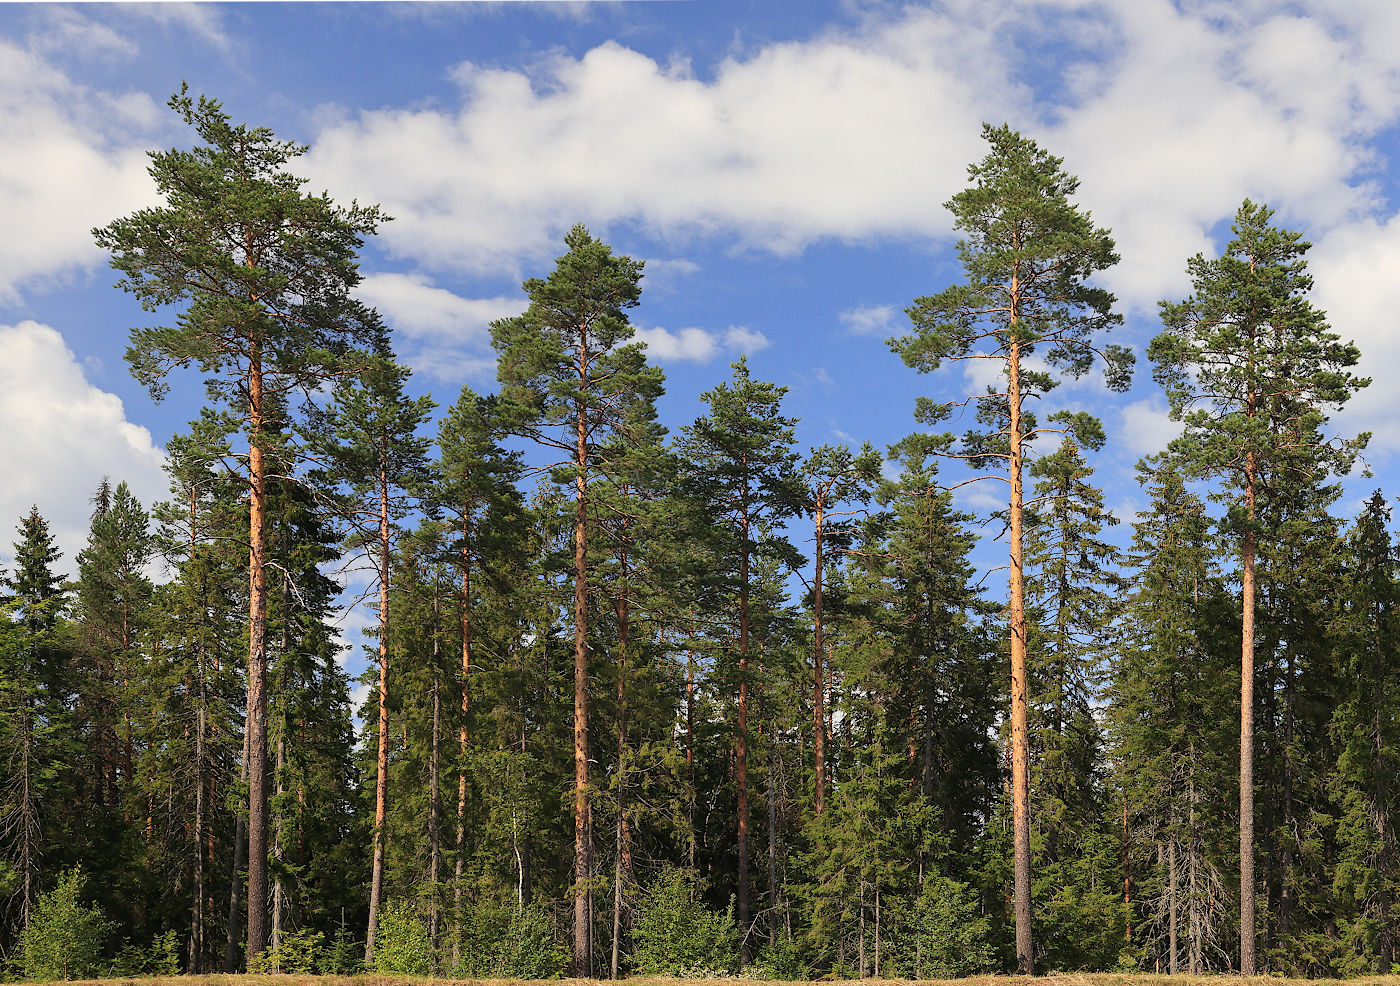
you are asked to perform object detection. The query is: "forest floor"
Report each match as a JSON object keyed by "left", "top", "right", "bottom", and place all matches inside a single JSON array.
[{"left": 43, "top": 976, "right": 1400, "bottom": 986}]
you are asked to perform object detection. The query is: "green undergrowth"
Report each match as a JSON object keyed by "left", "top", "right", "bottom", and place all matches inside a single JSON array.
[{"left": 30, "top": 975, "right": 1400, "bottom": 986}]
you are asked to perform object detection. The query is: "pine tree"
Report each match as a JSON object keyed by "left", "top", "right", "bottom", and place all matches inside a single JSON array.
[
  {"left": 312, "top": 354, "right": 434, "bottom": 961},
  {"left": 94, "top": 87, "right": 387, "bottom": 964},
  {"left": 1151, "top": 200, "right": 1368, "bottom": 973},
  {"left": 430, "top": 386, "right": 524, "bottom": 955},
  {"left": 797, "top": 443, "right": 881, "bottom": 818},
  {"left": 887, "top": 124, "right": 1131, "bottom": 973},
  {"left": 679, "top": 357, "right": 800, "bottom": 945},
  {"left": 490, "top": 224, "right": 661, "bottom": 975}
]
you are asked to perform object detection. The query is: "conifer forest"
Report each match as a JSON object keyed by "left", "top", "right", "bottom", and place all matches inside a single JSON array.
[{"left": 7, "top": 90, "right": 1400, "bottom": 981}]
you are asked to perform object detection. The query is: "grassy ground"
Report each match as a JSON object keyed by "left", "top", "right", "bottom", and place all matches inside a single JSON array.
[{"left": 39, "top": 975, "right": 1400, "bottom": 986}]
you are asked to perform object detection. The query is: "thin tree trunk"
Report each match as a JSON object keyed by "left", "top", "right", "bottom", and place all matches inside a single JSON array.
[
  {"left": 430, "top": 663, "right": 441, "bottom": 944},
  {"left": 1169, "top": 828, "right": 1180, "bottom": 974},
  {"left": 1007, "top": 335, "right": 1034, "bottom": 975},
  {"left": 813, "top": 500, "right": 826, "bottom": 815},
  {"left": 611, "top": 553, "right": 631, "bottom": 981},
  {"left": 686, "top": 652, "right": 696, "bottom": 871},
  {"left": 224, "top": 726, "right": 250, "bottom": 972},
  {"left": 737, "top": 464, "right": 752, "bottom": 948},
  {"left": 767, "top": 710, "right": 781, "bottom": 946},
  {"left": 454, "top": 531, "right": 472, "bottom": 966},
  {"left": 1240, "top": 450, "right": 1257, "bottom": 975},
  {"left": 572, "top": 369, "right": 593, "bottom": 978},
  {"left": 271, "top": 732, "right": 286, "bottom": 970},
  {"left": 245, "top": 341, "right": 271, "bottom": 966},
  {"left": 366, "top": 463, "right": 392, "bottom": 963}
]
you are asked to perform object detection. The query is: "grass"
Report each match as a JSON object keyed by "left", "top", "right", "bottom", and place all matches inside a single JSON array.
[{"left": 34, "top": 975, "right": 1400, "bottom": 986}]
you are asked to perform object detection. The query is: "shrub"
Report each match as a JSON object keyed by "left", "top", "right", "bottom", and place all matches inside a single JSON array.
[
  {"left": 630, "top": 868, "right": 739, "bottom": 975},
  {"left": 753, "top": 935, "right": 809, "bottom": 979},
  {"left": 248, "top": 927, "right": 325, "bottom": 974},
  {"left": 372, "top": 899, "right": 434, "bottom": 975},
  {"left": 16, "top": 869, "right": 113, "bottom": 981},
  {"left": 453, "top": 897, "right": 568, "bottom": 979},
  {"left": 905, "top": 876, "right": 994, "bottom": 978}
]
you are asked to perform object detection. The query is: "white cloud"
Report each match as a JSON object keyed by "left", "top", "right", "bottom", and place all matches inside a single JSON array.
[
  {"left": 1308, "top": 215, "right": 1400, "bottom": 452},
  {"left": 355, "top": 272, "right": 523, "bottom": 381},
  {"left": 839, "top": 304, "right": 897, "bottom": 336},
  {"left": 1118, "top": 397, "right": 1181, "bottom": 460},
  {"left": 0, "top": 322, "right": 167, "bottom": 572},
  {"left": 723, "top": 325, "right": 770, "bottom": 355},
  {"left": 633, "top": 324, "right": 769, "bottom": 364},
  {"left": 302, "top": 12, "right": 997, "bottom": 275},
  {"left": 633, "top": 325, "right": 721, "bottom": 363},
  {"left": 1046, "top": 0, "right": 1400, "bottom": 311},
  {"left": 0, "top": 40, "right": 159, "bottom": 302}
]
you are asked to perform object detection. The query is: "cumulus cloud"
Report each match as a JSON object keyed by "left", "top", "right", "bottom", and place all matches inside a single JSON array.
[
  {"left": 1307, "top": 215, "right": 1400, "bottom": 453},
  {"left": 839, "top": 304, "right": 898, "bottom": 337},
  {"left": 301, "top": 11, "right": 999, "bottom": 275},
  {"left": 1118, "top": 397, "right": 1181, "bottom": 460},
  {"left": 0, "top": 39, "right": 159, "bottom": 302},
  {"left": 0, "top": 322, "right": 167, "bottom": 571},
  {"left": 1046, "top": 0, "right": 1400, "bottom": 311},
  {"left": 633, "top": 324, "right": 769, "bottom": 364},
  {"left": 355, "top": 272, "right": 524, "bottom": 382}
]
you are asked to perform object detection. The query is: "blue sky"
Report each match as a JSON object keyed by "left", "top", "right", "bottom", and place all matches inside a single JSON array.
[{"left": 3, "top": 1, "right": 1399, "bottom": 674}]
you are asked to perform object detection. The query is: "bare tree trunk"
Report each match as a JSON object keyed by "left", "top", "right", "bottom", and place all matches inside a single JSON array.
[
  {"left": 767, "top": 709, "right": 781, "bottom": 947},
  {"left": 1240, "top": 451, "right": 1257, "bottom": 976},
  {"left": 737, "top": 469, "right": 752, "bottom": 948},
  {"left": 611, "top": 559, "right": 631, "bottom": 980},
  {"left": 454, "top": 535, "right": 472, "bottom": 966},
  {"left": 365, "top": 465, "right": 392, "bottom": 964},
  {"left": 225, "top": 727, "right": 250, "bottom": 972},
  {"left": 1007, "top": 336, "right": 1034, "bottom": 976},
  {"left": 430, "top": 664, "right": 441, "bottom": 944},
  {"left": 572, "top": 376, "right": 593, "bottom": 978},
  {"left": 813, "top": 501, "right": 827, "bottom": 816},
  {"left": 192, "top": 701, "right": 205, "bottom": 973},
  {"left": 686, "top": 652, "right": 697, "bottom": 871},
  {"left": 271, "top": 732, "right": 286, "bottom": 971},
  {"left": 1169, "top": 828, "right": 1180, "bottom": 974},
  {"left": 245, "top": 343, "right": 271, "bottom": 966}
]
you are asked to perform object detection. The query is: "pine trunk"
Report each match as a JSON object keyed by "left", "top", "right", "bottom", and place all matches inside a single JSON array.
[
  {"left": 737, "top": 467, "right": 752, "bottom": 946},
  {"left": 572, "top": 375, "right": 592, "bottom": 978},
  {"left": 365, "top": 463, "right": 392, "bottom": 963},
  {"left": 813, "top": 501, "right": 826, "bottom": 815},
  {"left": 245, "top": 343, "right": 271, "bottom": 966},
  {"left": 454, "top": 535, "right": 472, "bottom": 965},
  {"left": 1007, "top": 336, "right": 1034, "bottom": 976},
  {"left": 1240, "top": 450, "right": 1257, "bottom": 976}
]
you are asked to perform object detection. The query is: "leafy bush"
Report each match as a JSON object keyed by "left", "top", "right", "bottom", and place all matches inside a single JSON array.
[
  {"left": 248, "top": 927, "right": 325, "bottom": 974},
  {"left": 453, "top": 897, "right": 568, "bottom": 979},
  {"left": 904, "top": 876, "right": 994, "bottom": 977},
  {"left": 15, "top": 869, "right": 113, "bottom": 981},
  {"left": 372, "top": 899, "right": 434, "bottom": 975},
  {"left": 630, "top": 868, "right": 739, "bottom": 975},
  {"left": 754, "top": 935, "right": 809, "bottom": 979}
]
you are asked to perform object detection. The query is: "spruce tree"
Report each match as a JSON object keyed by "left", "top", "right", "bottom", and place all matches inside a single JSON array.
[
  {"left": 0, "top": 508, "right": 70, "bottom": 933},
  {"left": 94, "top": 87, "right": 387, "bottom": 963},
  {"left": 887, "top": 124, "right": 1130, "bottom": 973},
  {"left": 1151, "top": 200, "right": 1368, "bottom": 973}
]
